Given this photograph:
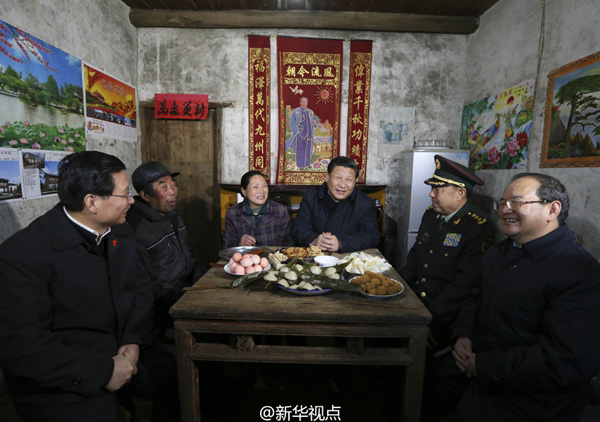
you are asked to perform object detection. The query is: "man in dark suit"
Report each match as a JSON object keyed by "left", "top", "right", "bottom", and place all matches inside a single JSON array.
[
  {"left": 292, "top": 156, "right": 380, "bottom": 252},
  {"left": 400, "top": 154, "right": 496, "bottom": 421},
  {"left": 0, "top": 151, "right": 162, "bottom": 421},
  {"left": 451, "top": 173, "right": 600, "bottom": 422}
]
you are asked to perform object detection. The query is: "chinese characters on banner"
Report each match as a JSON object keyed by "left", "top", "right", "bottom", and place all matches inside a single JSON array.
[
  {"left": 276, "top": 37, "right": 343, "bottom": 184},
  {"left": 346, "top": 40, "right": 373, "bottom": 184},
  {"left": 84, "top": 64, "right": 137, "bottom": 142},
  {"left": 154, "top": 94, "right": 209, "bottom": 120},
  {"left": 248, "top": 36, "right": 271, "bottom": 180}
]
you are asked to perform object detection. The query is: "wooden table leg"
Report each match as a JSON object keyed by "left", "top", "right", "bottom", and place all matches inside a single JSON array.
[
  {"left": 401, "top": 327, "right": 428, "bottom": 422},
  {"left": 175, "top": 323, "right": 200, "bottom": 422}
]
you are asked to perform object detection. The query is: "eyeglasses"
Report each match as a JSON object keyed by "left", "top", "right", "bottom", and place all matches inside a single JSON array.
[
  {"left": 493, "top": 199, "right": 548, "bottom": 211},
  {"left": 110, "top": 186, "right": 134, "bottom": 200}
]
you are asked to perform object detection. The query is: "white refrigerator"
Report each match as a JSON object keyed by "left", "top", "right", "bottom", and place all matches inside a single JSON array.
[{"left": 393, "top": 148, "right": 469, "bottom": 268}]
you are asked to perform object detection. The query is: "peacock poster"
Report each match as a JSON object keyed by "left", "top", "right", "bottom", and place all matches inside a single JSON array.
[{"left": 460, "top": 79, "right": 535, "bottom": 170}]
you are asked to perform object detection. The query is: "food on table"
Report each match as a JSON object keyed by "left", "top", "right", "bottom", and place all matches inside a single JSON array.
[
  {"left": 229, "top": 253, "right": 269, "bottom": 275},
  {"left": 338, "top": 252, "right": 392, "bottom": 274},
  {"left": 222, "top": 254, "right": 362, "bottom": 294},
  {"left": 263, "top": 255, "right": 360, "bottom": 293},
  {"left": 280, "top": 246, "right": 324, "bottom": 259},
  {"left": 350, "top": 271, "right": 402, "bottom": 296}
]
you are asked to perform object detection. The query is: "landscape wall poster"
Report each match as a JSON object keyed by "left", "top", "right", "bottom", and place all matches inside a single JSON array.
[
  {"left": 0, "top": 19, "right": 85, "bottom": 152},
  {"left": 460, "top": 79, "right": 535, "bottom": 170},
  {"left": 541, "top": 50, "right": 600, "bottom": 168},
  {"left": 84, "top": 64, "right": 137, "bottom": 142}
]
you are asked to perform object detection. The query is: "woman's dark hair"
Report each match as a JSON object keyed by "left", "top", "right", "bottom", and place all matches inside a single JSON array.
[
  {"left": 511, "top": 172, "right": 570, "bottom": 226},
  {"left": 58, "top": 151, "right": 126, "bottom": 211},
  {"left": 327, "top": 156, "right": 359, "bottom": 178},
  {"left": 240, "top": 170, "right": 267, "bottom": 190}
]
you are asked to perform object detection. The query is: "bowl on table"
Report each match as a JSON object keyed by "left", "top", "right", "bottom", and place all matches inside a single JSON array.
[{"left": 314, "top": 255, "right": 339, "bottom": 267}]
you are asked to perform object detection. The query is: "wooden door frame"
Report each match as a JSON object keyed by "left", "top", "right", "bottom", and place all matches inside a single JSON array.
[
  {"left": 138, "top": 100, "right": 232, "bottom": 184},
  {"left": 138, "top": 100, "right": 232, "bottom": 261}
]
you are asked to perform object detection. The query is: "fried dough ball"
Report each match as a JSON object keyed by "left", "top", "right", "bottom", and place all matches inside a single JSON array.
[
  {"left": 389, "top": 285, "right": 401, "bottom": 294},
  {"left": 352, "top": 272, "right": 402, "bottom": 296}
]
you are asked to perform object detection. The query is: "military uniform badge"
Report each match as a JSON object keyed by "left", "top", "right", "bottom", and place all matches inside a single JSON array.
[{"left": 443, "top": 233, "right": 462, "bottom": 247}]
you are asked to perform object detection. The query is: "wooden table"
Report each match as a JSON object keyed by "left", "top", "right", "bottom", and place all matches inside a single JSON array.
[{"left": 170, "top": 249, "right": 431, "bottom": 421}]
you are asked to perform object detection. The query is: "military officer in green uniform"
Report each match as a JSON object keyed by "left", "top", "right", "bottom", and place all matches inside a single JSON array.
[{"left": 400, "top": 155, "right": 496, "bottom": 421}]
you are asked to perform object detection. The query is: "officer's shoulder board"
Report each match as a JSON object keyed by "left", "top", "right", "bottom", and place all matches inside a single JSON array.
[{"left": 466, "top": 211, "right": 488, "bottom": 225}]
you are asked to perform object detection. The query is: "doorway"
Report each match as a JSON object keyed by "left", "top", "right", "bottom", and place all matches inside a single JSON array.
[{"left": 139, "top": 105, "right": 222, "bottom": 264}]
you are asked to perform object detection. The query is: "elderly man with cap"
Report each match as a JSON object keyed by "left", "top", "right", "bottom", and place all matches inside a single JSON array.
[
  {"left": 126, "top": 161, "right": 207, "bottom": 332},
  {"left": 400, "top": 155, "right": 496, "bottom": 421}
]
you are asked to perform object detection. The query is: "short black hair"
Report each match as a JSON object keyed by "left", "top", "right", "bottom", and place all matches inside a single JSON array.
[
  {"left": 141, "top": 182, "right": 155, "bottom": 197},
  {"left": 240, "top": 170, "right": 267, "bottom": 190},
  {"left": 58, "top": 151, "right": 126, "bottom": 212},
  {"left": 511, "top": 172, "right": 570, "bottom": 225},
  {"left": 327, "top": 156, "right": 359, "bottom": 179}
]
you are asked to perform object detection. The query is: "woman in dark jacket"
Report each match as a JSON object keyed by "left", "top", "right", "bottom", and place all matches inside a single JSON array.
[{"left": 223, "top": 171, "right": 293, "bottom": 248}]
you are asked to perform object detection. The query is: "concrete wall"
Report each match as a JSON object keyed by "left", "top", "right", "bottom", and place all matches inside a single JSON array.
[
  {"left": 0, "top": 0, "right": 139, "bottom": 243},
  {"left": 466, "top": 0, "right": 600, "bottom": 258},
  {"left": 4, "top": 0, "right": 599, "bottom": 258},
  {"left": 137, "top": 28, "right": 467, "bottom": 185}
]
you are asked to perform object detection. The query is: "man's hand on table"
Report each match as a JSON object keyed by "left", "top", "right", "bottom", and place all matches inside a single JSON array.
[{"left": 311, "top": 232, "right": 341, "bottom": 252}]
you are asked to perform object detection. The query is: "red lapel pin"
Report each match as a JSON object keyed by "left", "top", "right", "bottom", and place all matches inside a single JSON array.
[{"left": 113, "top": 240, "right": 117, "bottom": 247}]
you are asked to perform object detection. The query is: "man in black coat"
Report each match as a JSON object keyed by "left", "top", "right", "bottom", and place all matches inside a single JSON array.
[
  {"left": 0, "top": 152, "right": 173, "bottom": 421},
  {"left": 400, "top": 155, "right": 496, "bottom": 421},
  {"left": 127, "top": 161, "right": 207, "bottom": 332},
  {"left": 292, "top": 156, "right": 380, "bottom": 252},
  {"left": 451, "top": 173, "right": 600, "bottom": 422}
]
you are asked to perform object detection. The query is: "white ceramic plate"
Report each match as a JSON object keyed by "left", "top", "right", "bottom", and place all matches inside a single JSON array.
[
  {"left": 277, "top": 284, "right": 332, "bottom": 295},
  {"left": 347, "top": 276, "right": 404, "bottom": 299},
  {"left": 224, "top": 262, "right": 270, "bottom": 276}
]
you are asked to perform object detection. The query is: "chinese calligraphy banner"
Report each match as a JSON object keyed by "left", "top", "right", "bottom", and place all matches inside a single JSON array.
[
  {"left": 248, "top": 35, "right": 270, "bottom": 180},
  {"left": 276, "top": 37, "right": 343, "bottom": 184},
  {"left": 84, "top": 64, "right": 137, "bottom": 142},
  {"left": 346, "top": 40, "right": 373, "bottom": 184},
  {"left": 154, "top": 93, "right": 208, "bottom": 120}
]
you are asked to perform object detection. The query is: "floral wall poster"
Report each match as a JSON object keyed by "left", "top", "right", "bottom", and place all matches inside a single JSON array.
[
  {"left": 378, "top": 107, "right": 414, "bottom": 146},
  {"left": 0, "top": 20, "right": 85, "bottom": 152},
  {"left": 84, "top": 64, "right": 137, "bottom": 142},
  {"left": 540, "top": 50, "right": 600, "bottom": 168},
  {"left": 460, "top": 79, "right": 535, "bottom": 169}
]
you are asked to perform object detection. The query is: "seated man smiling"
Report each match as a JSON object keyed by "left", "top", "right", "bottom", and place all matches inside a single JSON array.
[{"left": 292, "top": 156, "right": 380, "bottom": 253}]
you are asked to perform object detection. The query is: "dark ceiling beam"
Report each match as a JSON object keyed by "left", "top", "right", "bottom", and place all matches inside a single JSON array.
[{"left": 128, "top": 9, "right": 479, "bottom": 33}]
